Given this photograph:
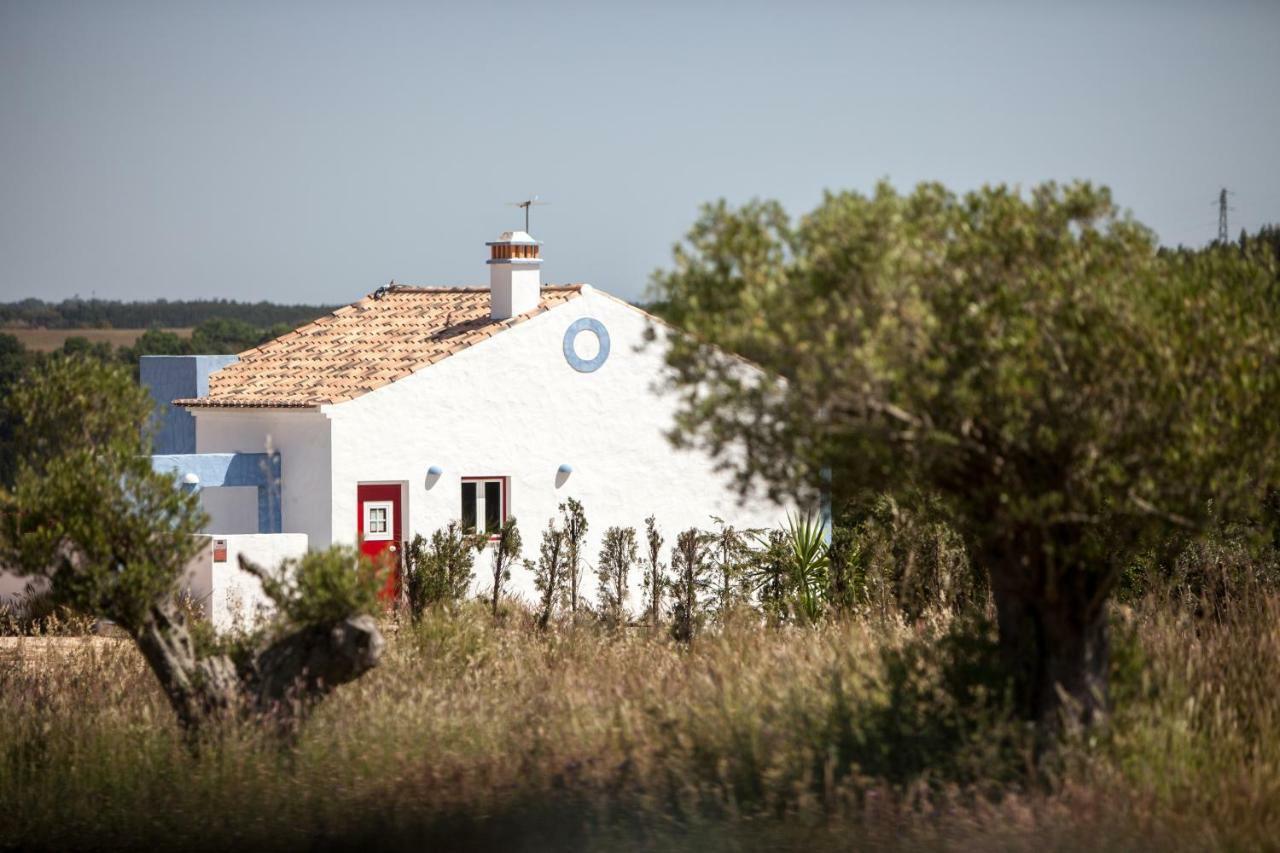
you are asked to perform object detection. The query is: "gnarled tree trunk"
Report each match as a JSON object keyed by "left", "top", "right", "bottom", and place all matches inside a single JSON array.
[
  {"left": 987, "top": 544, "right": 1110, "bottom": 731},
  {"left": 132, "top": 600, "right": 384, "bottom": 734},
  {"left": 134, "top": 600, "right": 244, "bottom": 729}
]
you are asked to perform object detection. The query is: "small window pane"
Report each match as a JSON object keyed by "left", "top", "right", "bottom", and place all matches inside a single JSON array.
[
  {"left": 461, "top": 481, "right": 477, "bottom": 531},
  {"left": 484, "top": 480, "right": 502, "bottom": 533},
  {"left": 368, "top": 507, "right": 387, "bottom": 533}
]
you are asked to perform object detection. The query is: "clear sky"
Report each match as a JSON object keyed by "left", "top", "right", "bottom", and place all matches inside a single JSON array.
[{"left": 2, "top": 1, "right": 1278, "bottom": 305}]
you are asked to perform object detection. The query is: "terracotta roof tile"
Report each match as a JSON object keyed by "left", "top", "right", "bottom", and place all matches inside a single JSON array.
[{"left": 177, "top": 285, "right": 584, "bottom": 408}]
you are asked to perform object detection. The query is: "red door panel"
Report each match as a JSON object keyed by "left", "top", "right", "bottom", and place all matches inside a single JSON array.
[{"left": 357, "top": 483, "right": 401, "bottom": 600}]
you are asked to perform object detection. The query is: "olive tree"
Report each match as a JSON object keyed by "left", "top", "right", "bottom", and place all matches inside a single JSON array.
[
  {"left": 0, "top": 357, "right": 384, "bottom": 732},
  {"left": 650, "top": 182, "right": 1280, "bottom": 726}
]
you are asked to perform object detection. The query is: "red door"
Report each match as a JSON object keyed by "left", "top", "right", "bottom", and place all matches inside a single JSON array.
[{"left": 357, "top": 484, "right": 401, "bottom": 600}]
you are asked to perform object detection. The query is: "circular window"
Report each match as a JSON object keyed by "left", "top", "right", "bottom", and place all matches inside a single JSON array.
[{"left": 563, "top": 317, "right": 610, "bottom": 373}]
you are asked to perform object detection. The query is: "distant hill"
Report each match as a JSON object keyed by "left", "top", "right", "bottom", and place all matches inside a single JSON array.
[{"left": 0, "top": 297, "right": 338, "bottom": 330}]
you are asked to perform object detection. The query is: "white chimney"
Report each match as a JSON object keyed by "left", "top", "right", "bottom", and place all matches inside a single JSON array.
[{"left": 487, "top": 230, "right": 542, "bottom": 320}]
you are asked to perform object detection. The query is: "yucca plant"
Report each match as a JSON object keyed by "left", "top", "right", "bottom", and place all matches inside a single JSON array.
[
  {"left": 783, "top": 511, "right": 829, "bottom": 624},
  {"left": 749, "top": 512, "right": 829, "bottom": 624}
]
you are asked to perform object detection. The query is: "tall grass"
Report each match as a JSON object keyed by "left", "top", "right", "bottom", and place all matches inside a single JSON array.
[{"left": 2, "top": 587, "right": 1278, "bottom": 851}]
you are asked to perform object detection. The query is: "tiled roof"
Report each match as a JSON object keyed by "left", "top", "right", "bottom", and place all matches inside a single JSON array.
[{"left": 176, "top": 285, "right": 585, "bottom": 408}]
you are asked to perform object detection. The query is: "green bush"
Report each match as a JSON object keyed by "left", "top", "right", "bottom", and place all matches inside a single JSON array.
[
  {"left": 249, "top": 545, "right": 385, "bottom": 630},
  {"left": 402, "top": 522, "right": 483, "bottom": 620},
  {"left": 832, "top": 492, "right": 982, "bottom": 620}
]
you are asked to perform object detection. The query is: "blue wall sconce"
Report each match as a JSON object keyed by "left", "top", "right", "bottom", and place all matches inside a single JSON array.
[
  {"left": 555, "top": 463, "right": 573, "bottom": 489},
  {"left": 425, "top": 465, "right": 443, "bottom": 489}
]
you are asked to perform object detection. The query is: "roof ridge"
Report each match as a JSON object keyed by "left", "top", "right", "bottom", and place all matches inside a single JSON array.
[{"left": 379, "top": 283, "right": 586, "bottom": 294}]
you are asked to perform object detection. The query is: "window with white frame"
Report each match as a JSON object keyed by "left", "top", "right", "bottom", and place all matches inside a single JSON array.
[
  {"left": 363, "top": 501, "right": 394, "bottom": 541},
  {"left": 461, "top": 477, "right": 507, "bottom": 536}
]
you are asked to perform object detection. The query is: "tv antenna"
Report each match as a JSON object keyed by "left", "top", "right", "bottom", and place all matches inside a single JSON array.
[{"left": 507, "top": 196, "right": 548, "bottom": 232}]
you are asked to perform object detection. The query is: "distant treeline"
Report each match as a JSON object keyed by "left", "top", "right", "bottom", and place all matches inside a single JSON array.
[
  {"left": 0, "top": 297, "right": 337, "bottom": 330},
  {"left": 0, "top": 315, "right": 314, "bottom": 485}
]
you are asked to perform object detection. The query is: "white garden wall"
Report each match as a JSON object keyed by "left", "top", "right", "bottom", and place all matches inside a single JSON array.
[{"left": 183, "top": 533, "right": 308, "bottom": 631}]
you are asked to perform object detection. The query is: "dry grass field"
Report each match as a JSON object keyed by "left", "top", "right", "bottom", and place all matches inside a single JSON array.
[
  {"left": 3, "top": 589, "right": 1279, "bottom": 852},
  {"left": 0, "top": 326, "right": 192, "bottom": 352}
]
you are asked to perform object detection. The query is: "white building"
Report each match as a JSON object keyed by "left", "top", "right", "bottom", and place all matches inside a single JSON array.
[{"left": 149, "top": 229, "right": 785, "bottom": 614}]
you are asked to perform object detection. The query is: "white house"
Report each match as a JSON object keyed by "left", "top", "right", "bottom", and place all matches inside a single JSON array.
[{"left": 143, "top": 229, "right": 786, "bottom": 617}]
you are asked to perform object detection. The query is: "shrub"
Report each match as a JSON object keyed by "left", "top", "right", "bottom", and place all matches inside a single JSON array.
[
  {"left": 641, "top": 515, "right": 665, "bottom": 629},
  {"left": 595, "top": 525, "right": 638, "bottom": 626},
  {"left": 748, "top": 512, "right": 828, "bottom": 624},
  {"left": 249, "top": 545, "right": 385, "bottom": 629},
  {"left": 559, "top": 498, "right": 588, "bottom": 616},
  {"left": 526, "top": 518, "right": 567, "bottom": 629},
  {"left": 402, "top": 522, "right": 483, "bottom": 620},
  {"left": 706, "top": 516, "right": 760, "bottom": 616},
  {"left": 670, "top": 527, "right": 712, "bottom": 642},
  {"left": 486, "top": 517, "right": 522, "bottom": 619},
  {"left": 836, "top": 492, "right": 980, "bottom": 620}
]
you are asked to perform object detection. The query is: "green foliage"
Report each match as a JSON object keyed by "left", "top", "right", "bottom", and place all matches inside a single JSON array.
[
  {"left": 1116, "top": 523, "right": 1280, "bottom": 619},
  {"left": 189, "top": 317, "right": 269, "bottom": 354},
  {"left": 651, "top": 182, "right": 1280, "bottom": 717},
  {"left": 0, "top": 357, "right": 206, "bottom": 632},
  {"left": 595, "top": 525, "right": 638, "bottom": 625},
  {"left": 784, "top": 512, "right": 828, "bottom": 623},
  {"left": 126, "top": 327, "right": 189, "bottom": 358},
  {"left": 824, "top": 518, "right": 863, "bottom": 617},
  {"left": 641, "top": 515, "right": 665, "bottom": 627},
  {"left": 487, "top": 517, "right": 522, "bottom": 618},
  {"left": 0, "top": 296, "right": 336, "bottom": 330},
  {"left": 0, "top": 332, "right": 37, "bottom": 487},
  {"left": 836, "top": 492, "right": 981, "bottom": 620},
  {"left": 526, "top": 518, "right": 567, "bottom": 629},
  {"left": 247, "top": 545, "right": 384, "bottom": 630},
  {"left": 402, "top": 522, "right": 483, "bottom": 620},
  {"left": 846, "top": 616, "right": 1023, "bottom": 787},
  {"left": 706, "top": 516, "right": 761, "bottom": 615},
  {"left": 125, "top": 317, "right": 290, "bottom": 359},
  {"left": 652, "top": 181, "right": 1279, "bottom": 565},
  {"left": 670, "top": 527, "right": 712, "bottom": 642},
  {"left": 558, "top": 497, "right": 588, "bottom": 614},
  {"left": 748, "top": 512, "right": 828, "bottom": 624},
  {"left": 749, "top": 529, "right": 791, "bottom": 622}
]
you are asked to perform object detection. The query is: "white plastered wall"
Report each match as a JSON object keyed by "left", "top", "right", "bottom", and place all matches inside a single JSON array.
[
  {"left": 324, "top": 286, "right": 787, "bottom": 610},
  {"left": 199, "top": 486, "right": 260, "bottom": 535},
  {"left": 191, "top": 407, "right": 334, "bottom": 547},
  {"left": 183, "top": 533, "right": 309, "bottom": 631}
]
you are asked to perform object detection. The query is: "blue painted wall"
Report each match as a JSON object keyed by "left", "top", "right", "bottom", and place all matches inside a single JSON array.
[
  {"left": 151, "top": 452, "right": 283, "bottom": 533},
  {"left": 140, "top": 355, "right": 237, "bottom": 454}
]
